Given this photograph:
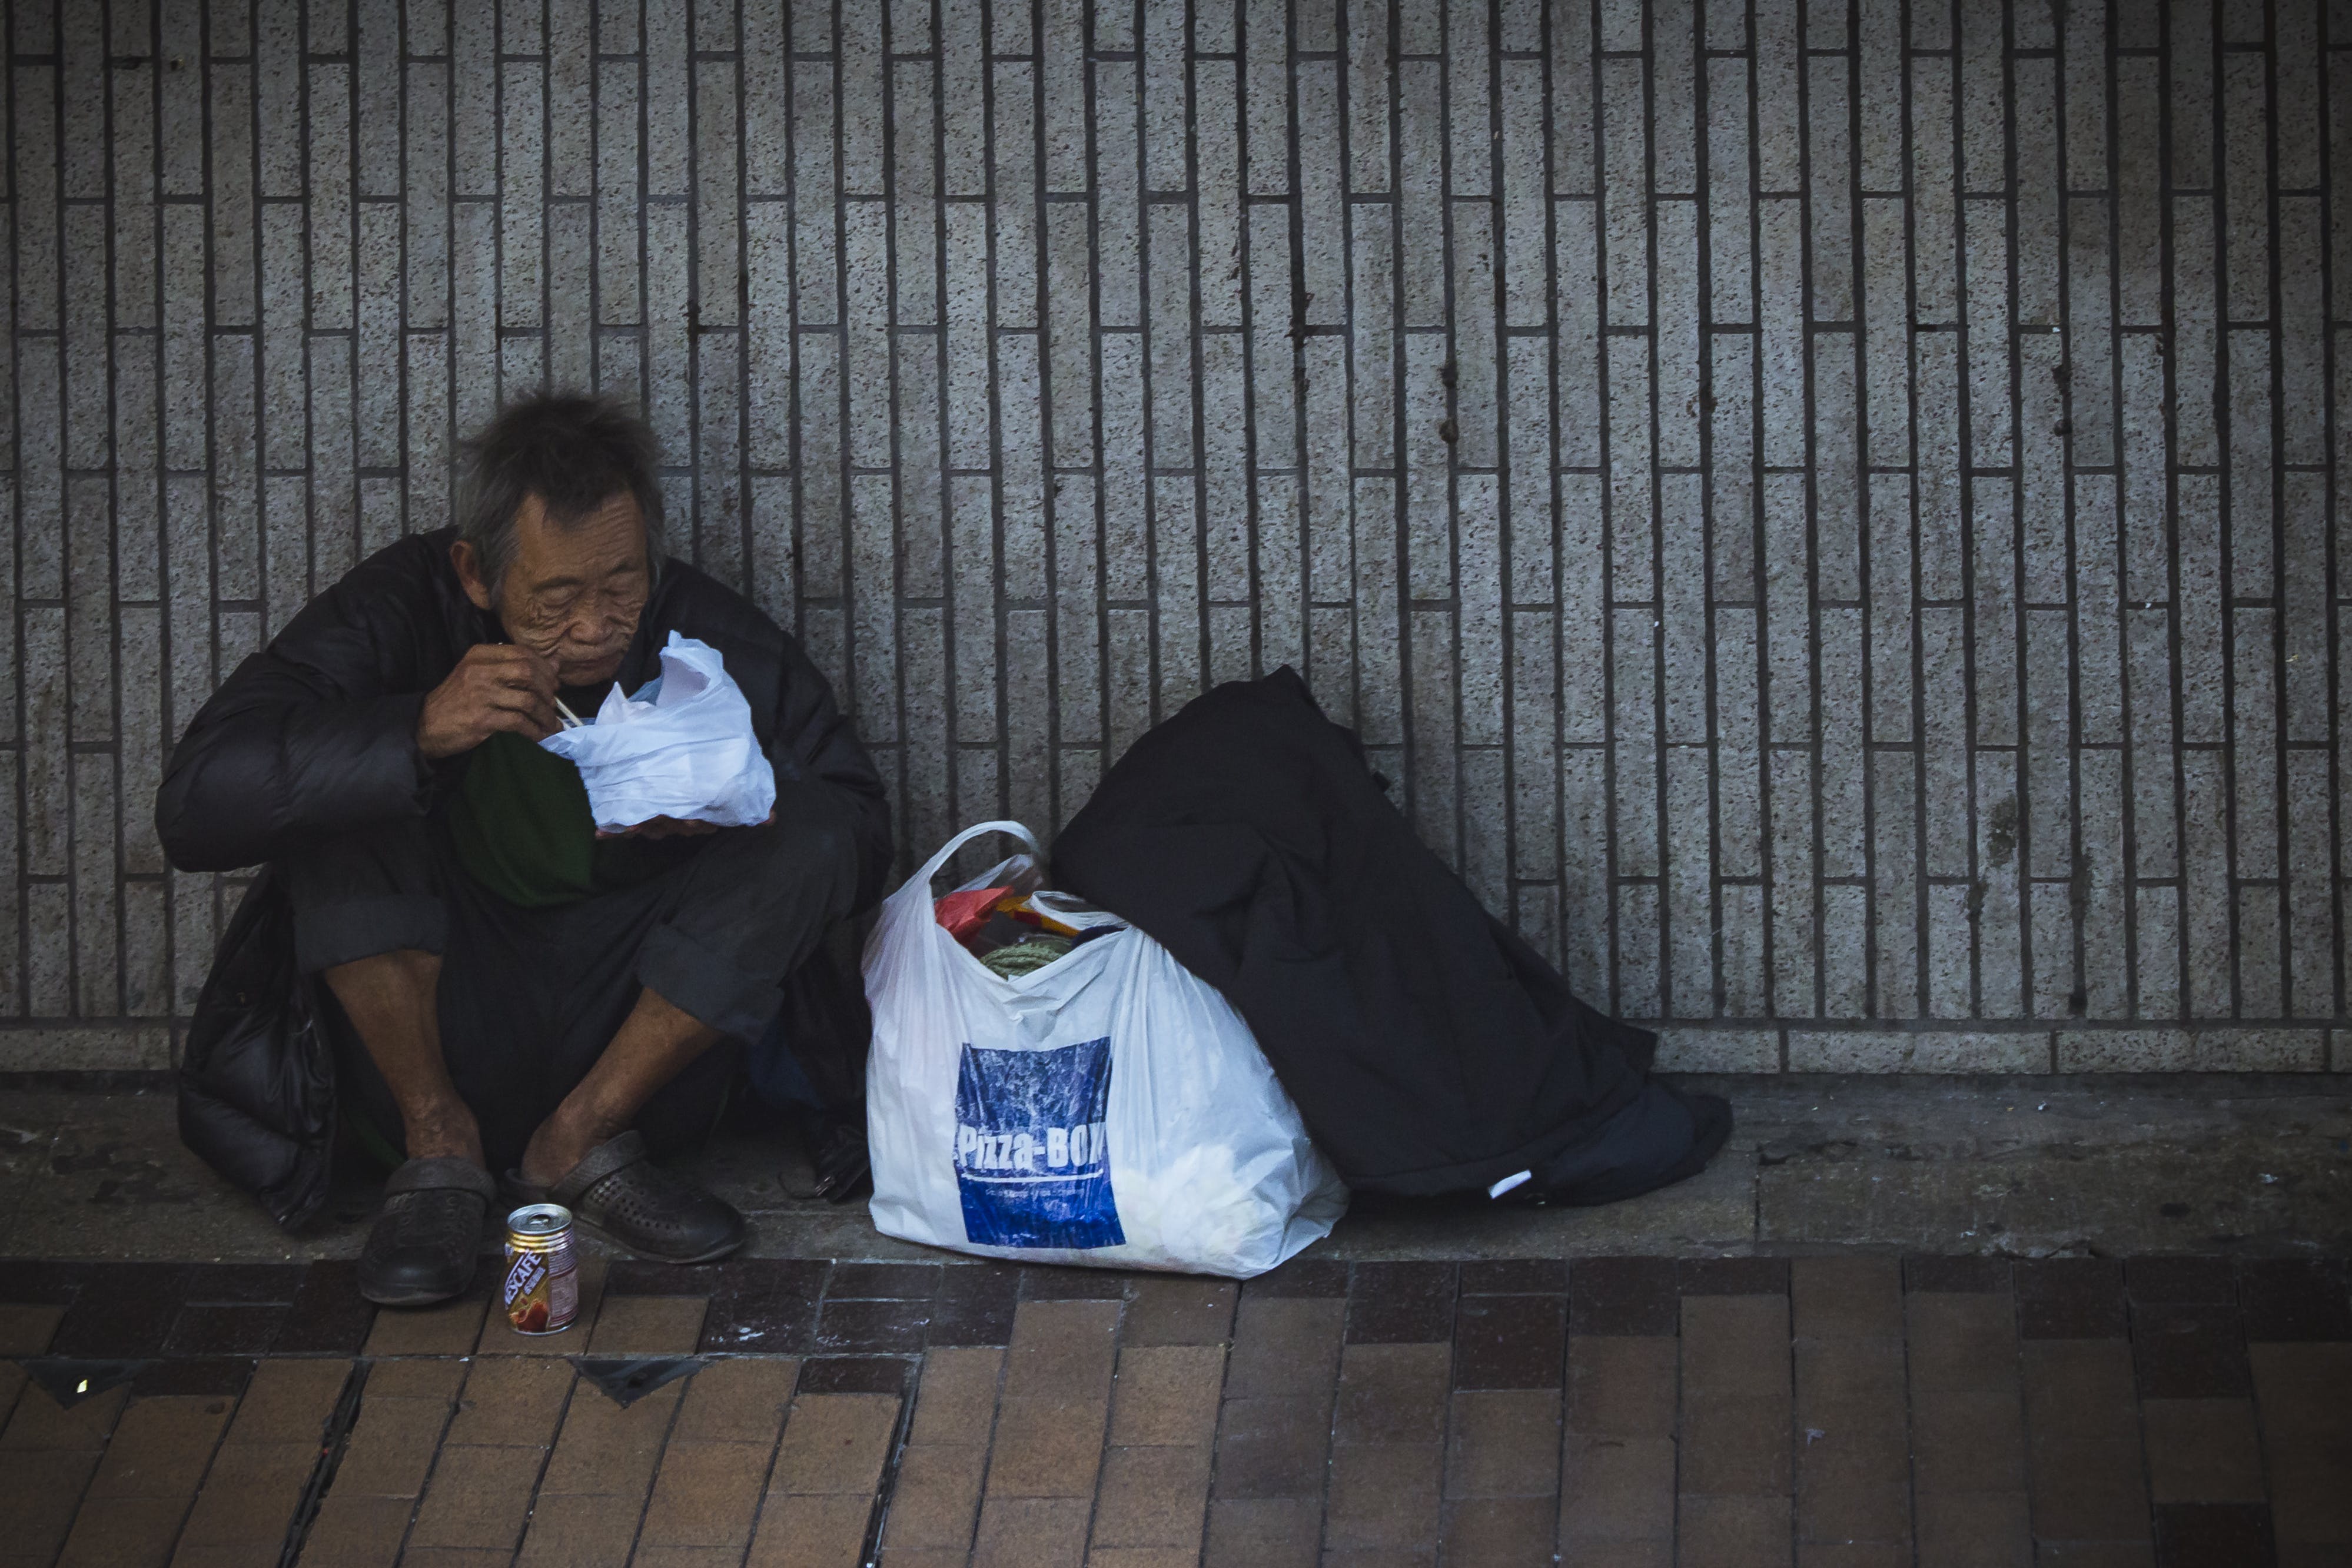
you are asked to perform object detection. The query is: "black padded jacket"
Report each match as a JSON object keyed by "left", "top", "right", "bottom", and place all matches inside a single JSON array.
[
  {"left": 157, "top": 527, "right": 891, "bottom": 1228},
  {"left": 157, "top": 526, "right": 891, "bottom": 885}
]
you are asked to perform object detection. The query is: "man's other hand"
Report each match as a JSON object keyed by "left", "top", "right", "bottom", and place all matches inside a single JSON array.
[{"left": 417, "top": 643, "right": 562, "bottom": 759}]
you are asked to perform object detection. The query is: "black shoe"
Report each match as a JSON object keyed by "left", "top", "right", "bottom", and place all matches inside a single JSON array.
[
  {"left": 359, "top": 1157, "right": 496, "bottom": 1307},
  {"left": 781, "top": 1108, "right": 872, "bottom": 1204},
  {"left": 504, "top": 1130, "right": 746, "bottom": 1264},
  {"left": 809, "top": 1115, "right": 871, "bottom": 1205}
]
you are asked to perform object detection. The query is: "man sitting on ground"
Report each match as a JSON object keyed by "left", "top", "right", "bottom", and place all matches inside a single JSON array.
[{"left": 157, "top": 392, "right": 890, "bottom": 1305}]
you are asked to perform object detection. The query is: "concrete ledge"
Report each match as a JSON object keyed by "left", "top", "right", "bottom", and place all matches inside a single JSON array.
[
  {"left": 1650, "top": 1025, "right": 2347, "bottom": 1075},
  {"left": 1653, "top": 1029, "right": 1779, "bottom": 1072},
  {"left": 2057, "top": 1028, "right": 2330, "bottom": 1072},
  {"left": 0, "top": 1027, "right": 175, "bottom": 1072},
  {"left": 1787, "top": 1030, "right": 2054, "bottom": 1073},
  {"left": 0, "top": 1024, "right": 2341, "bottom": 1078}
]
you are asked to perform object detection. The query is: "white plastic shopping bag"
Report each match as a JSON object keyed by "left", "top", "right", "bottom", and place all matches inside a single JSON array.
[
  {"left": 539, "top": 632, "right": 778, "bottom": 831},
  {"left": 865, "top": 822, "right": 1347, "bottom": 1277}
]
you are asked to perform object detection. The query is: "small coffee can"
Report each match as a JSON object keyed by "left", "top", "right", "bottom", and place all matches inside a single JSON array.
[{"left": 501, "top": 1203, "right": 580, "bottom": 1335}]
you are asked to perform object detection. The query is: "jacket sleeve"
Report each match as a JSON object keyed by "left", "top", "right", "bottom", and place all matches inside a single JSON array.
[
  {"left": 156, "top": 574, "right": 441, "bottom": 873},
  {"left": 766, "top": 637, "right": 895, "bottom": 908}
]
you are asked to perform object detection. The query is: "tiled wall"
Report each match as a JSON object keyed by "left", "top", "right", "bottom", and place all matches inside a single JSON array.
[{"left": 4, "top": 0, "right": 2347, "bottom": 1072}]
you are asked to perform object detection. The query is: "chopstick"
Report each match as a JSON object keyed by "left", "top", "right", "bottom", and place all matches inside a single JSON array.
[{"left": 490, "top": 632, "right": 588, "bottom": 729}]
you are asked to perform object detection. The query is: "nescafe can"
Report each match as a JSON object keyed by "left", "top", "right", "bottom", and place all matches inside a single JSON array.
[{"left": 501, "top": 1203, "right": 579, "bottom": 1334}]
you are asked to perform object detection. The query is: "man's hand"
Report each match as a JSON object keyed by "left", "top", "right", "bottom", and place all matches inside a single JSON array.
[{"left": 417, "top": 644, "right": 562, "bottom": 759}]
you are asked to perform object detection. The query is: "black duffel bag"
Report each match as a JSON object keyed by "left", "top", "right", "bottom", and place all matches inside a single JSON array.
[{"left": 177, "top": 870, "right": 335, "bottom": 1231}]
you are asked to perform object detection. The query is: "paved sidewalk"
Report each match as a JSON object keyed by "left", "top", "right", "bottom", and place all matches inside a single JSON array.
[
  {"left": 4, "top": 1253, "right": 2348, "bottom": 1567},
  {"left": 8, "top": 1077, "right": 2350, "bottom": 1265}
]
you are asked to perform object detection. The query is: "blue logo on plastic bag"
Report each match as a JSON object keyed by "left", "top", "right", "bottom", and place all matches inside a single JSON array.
[{"left": 954, "top": 1038, "right": 1124, "bottom": 1250}]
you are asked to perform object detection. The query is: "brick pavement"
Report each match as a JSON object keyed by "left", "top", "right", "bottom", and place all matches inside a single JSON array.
[
  {"left": 5, "top": 0, "right": 2348, "bottom": 1076},
  {"left": 2, "top": 1253, "right": 2348, "bottom": 1565}
]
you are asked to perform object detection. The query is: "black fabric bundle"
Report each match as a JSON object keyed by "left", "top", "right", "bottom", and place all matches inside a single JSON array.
[{"left": 1053, "top": 669, "right": 1729, "bottom": 1202}]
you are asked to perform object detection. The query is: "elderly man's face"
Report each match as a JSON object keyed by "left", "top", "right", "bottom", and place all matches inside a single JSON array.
[{"left": 455, "top": 491, "right": 652, "bottom": 687}]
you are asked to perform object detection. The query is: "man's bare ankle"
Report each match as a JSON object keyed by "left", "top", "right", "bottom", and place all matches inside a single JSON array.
[
  {"left": 402, "top": 1109, "right": 484, "bottom": 1167},
  {"left": 521, "top": 1106, "right": 623, "bottom": 1187}
]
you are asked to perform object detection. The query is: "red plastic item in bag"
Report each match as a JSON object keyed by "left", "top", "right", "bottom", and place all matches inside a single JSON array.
[{"left": 934, "top": 888, "right": 1010, "bottom": 939}]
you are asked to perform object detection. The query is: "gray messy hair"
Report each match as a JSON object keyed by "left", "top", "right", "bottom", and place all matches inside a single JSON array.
[{"left": 455, "top": 391, "right": 667, "bottom": 593}]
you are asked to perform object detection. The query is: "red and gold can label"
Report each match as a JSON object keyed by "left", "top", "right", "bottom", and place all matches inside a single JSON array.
[{"left": 503, "top": 1202, "right": 580, "bottom": 1335}]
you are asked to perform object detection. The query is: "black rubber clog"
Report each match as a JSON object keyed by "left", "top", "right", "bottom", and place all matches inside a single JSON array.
[
  {"left": 504, "top": 1130, "right": 748, "bottom": 1264},
  {"left": 358, "top": 1155, "right": 496, "bottom": 1307}
]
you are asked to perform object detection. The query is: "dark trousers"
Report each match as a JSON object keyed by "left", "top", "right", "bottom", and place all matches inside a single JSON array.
[{"left": 284, "top": 773, "right": 866, "bottom": 1171}]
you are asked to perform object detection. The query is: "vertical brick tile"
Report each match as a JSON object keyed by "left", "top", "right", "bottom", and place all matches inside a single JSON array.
[
  {"left": 1199, "top": 1497, "right": 1315, "bottom": 1568},
  {"left": 1453, "top": 1294, "right": 1566, "bottom": 1392},
  {"left": 1324, "top": 1436, "right": 1441, "bottom": 1556},
  {"left": 2141, "top": 1397, "right": 2265, "bottom": 1505},
  {"left": 2022, "top": 1339, "right": 2151, "bottom": 1549},
  {"left": 1562, "top": 1333, "right": 1677, "bottom": 1560},
  {"left": 1211, "top": 1294, "right": 1343, "bottom": 1512},
  {"left": 879, "top": 1347, "right": 998, "bottom": 1559},
  {"left": 983, "top": 1299, "right": 1118, "bottom": 1501},
  {"left": 2248, "top": 1343, "right": 2352, "bottom": 1549},
  {"left": 1680, "top": 1292, "right": 1793, "bottom": 1567},
  {"left": 2152, "top": 1503, "right": 2278, "bottom": 1567},
  {"left": 2018, "top": 1260, "right": 2130, "bottom": 1341},
  {"left": 406, "top": 1440, "right": 554, "bottom": 1555},
  {"left": 533, "top": 1374, "right": 686, "bottom": 1503},
  {"left": 1447, "top": 1387, "right": 1561, "bottom": 1502},
  {"left": 1573, "top": 1260, "right": 1681, "bottom": 1337},
  {"left": 177, "top": 1358, "right": 354, "bottom": 1557},
  {"left": 1346, "top": 1264, "right": 1457, "bottom": 1346},
  {"left": 361, "top": 1285, "right": 490, "bottom": 1358},
  {"left": 1123, "top": 1277, "right": 1237, "bottom": 1348},
  {"left": 0, "top": 1379, "right": 123, "bottom": 1564},
  {"left": 274, "top": 1263, "right": 379, "bottom": 1356},
  {"left": 766, "top": 1390, "right": 897, "bottom": 1494},
  {"left": 51, "top": 1395, "right": 231, "bottom": 1567},
  {"left": 1907, "top": 1285, "right": 2030, "bottom": 1568},
  {"left": 443, "top": 1355, "right": 574, "bottom": 1447},
  {"left": 303, "top": 1358, "right": 466, "bottom": 1559},
  {"left": 517, "top": 1492, "right": 645, "bottom": 1568},
  {"left": 2238, "top": 1261, "right": 2352, "bottom": 1342},
  {"left": 50, "top": 1263, "right": 188, "bottom": 1358},
  {"left": 2131, "top": 1301, "right": 2251, "bottom": 1400},
  {"left": 1794, "top": 1258, "right": 1909, "bottom": 1556},
  {"left": 703, "top": 1262, "right": 828, "bottom": 1354},
  {"left": 0, "top": 1303, "right": 64, "bottom": 1356},
  {"left": 588, "top": 1295, "right": 710, "bottom": 1357},
  {"left": 748, "top": 1387, "right": 898, "bottom": 1566},
  {"left": 1089, "top": 1441, "right": 1214, "bottom": 1554},
  {"left": 1318, "top": 1340, "right": 1447, "bottom": 1557},
  {"left": 640, "top": 1360, "right": 800, "bottom": 1560}
]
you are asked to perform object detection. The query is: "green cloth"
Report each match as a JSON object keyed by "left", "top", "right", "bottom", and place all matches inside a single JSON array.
[
  {"left": 979, "top": 935, "right": 1075, "bottom": 979},
  {"left": 447, "top": 729, "right": 689, "bottom": 908}
]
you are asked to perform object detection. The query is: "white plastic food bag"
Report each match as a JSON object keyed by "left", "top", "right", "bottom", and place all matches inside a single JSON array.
[
  {"left": 865, "top": 822, "right": 1347, "bottom": 1278},
  {"left": 538, "top": 632, "right": 778, "bottom": 831}
]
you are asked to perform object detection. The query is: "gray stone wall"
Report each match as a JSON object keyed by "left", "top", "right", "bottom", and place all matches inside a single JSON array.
[{"left": 3, "top": 0, "right": 2346, "bottom": 1072}]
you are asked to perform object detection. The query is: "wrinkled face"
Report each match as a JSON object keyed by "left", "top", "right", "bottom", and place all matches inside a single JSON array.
[{"left": 454, "top": 491, "right": 651, "bottom": 687}]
